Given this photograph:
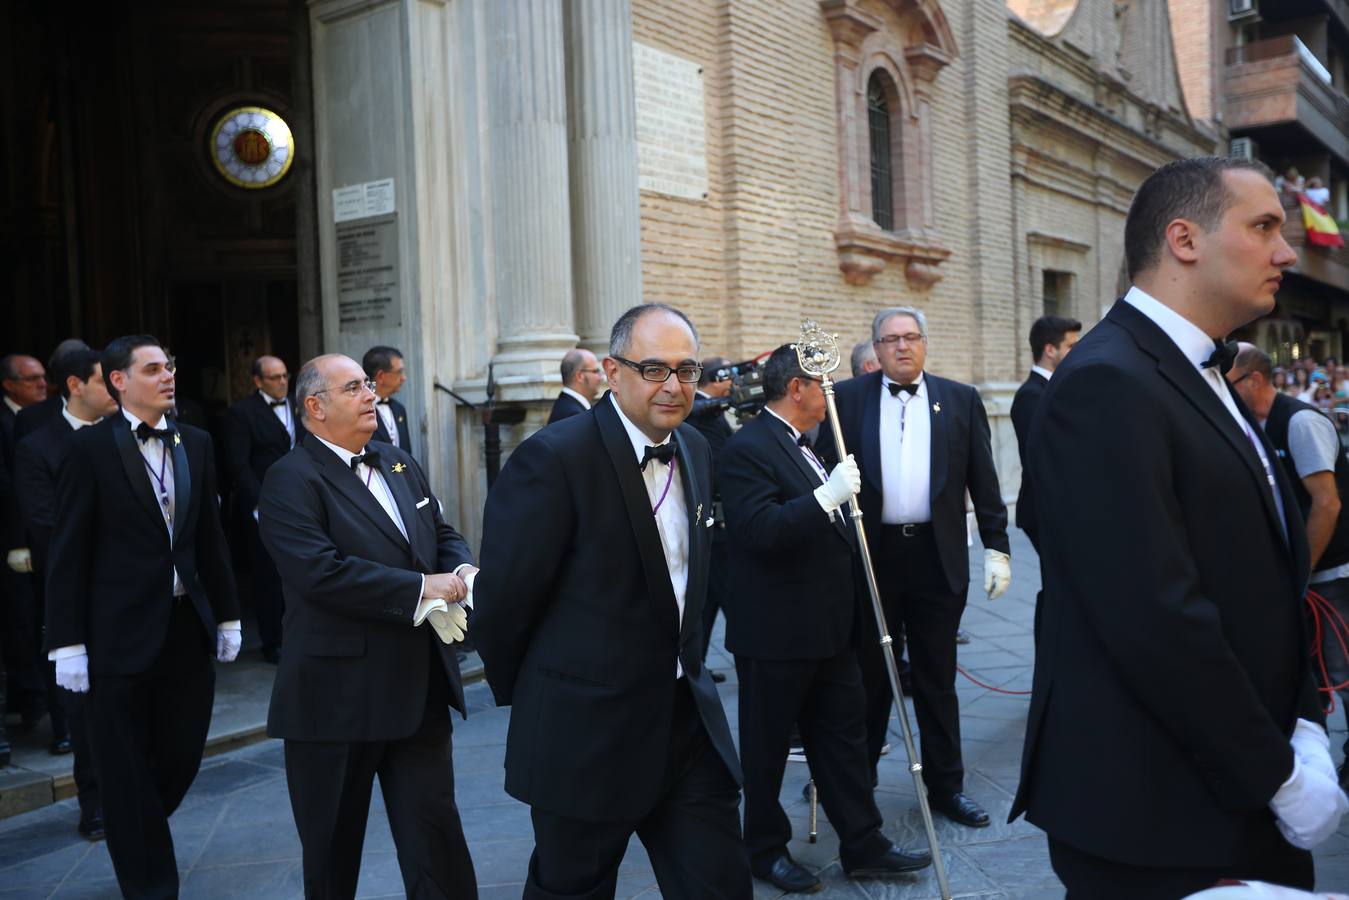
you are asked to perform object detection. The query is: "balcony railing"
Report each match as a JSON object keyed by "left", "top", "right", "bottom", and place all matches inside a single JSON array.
[
  {"left": 1281, "top": 194, "right": 1349, "bottom": 293},
  {"left": 1224, "top": 36, "right": 1349, "bottom": 163}
]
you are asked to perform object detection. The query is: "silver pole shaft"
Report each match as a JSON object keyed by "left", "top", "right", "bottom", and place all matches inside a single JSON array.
[{"left": 821, "top": 373, "right": 951, "bottom": 900}]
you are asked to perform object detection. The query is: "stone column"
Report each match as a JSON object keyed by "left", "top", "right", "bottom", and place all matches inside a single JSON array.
[
  {"left": 487, "top": 0, "right": 578, "bottom": 390},
  {"left": 564, "top": 0, "right": 643, "bottom": 353}
]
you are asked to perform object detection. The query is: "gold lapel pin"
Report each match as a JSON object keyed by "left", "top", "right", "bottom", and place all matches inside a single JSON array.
[
  {"left": 695, "top": 502, "right": 703, "bottom": 521},
  {"left": 391, "top": 462, "right": 406, "bottom": 473},
  {"left": 173, "top": 432, "right": 182, "bottom": 446},
  {"left": 932, "top": 402, "right": 941, "bottom": 414}
]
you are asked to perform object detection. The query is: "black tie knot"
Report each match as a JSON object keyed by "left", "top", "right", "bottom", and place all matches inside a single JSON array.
[
  {"left": 1202, "top": 339, "right": 1239, "bottom": 375},
  {"left": 796, "top": 434, "right": 813, "bottom": 448},
  {"left": 377, "top": 397, "right": 391, "bottom": 406},
  {"left": 640, "top": 443, "right": 676, "bottom": 471},
  {"left": 887, "top": 382, "right": 919, "bottom": 398},
  {"left": 350, "top": 449, "right": 380, "bottom": 472},
  {"left": 134, "top": 422, "right": 174, "bottom": 444},
  {"left": 269, "top": 398, "right": 286, "bottom": 408}
]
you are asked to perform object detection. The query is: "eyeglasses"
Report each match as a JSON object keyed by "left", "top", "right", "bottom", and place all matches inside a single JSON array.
[
  {"left": 8, "top": 374, "right": 46, "bottom": 383},
  {"left": 261, "top": 372, "right": 290, "bottom": 382},
  {"left": 580, "top": 367, "right": 602, "bottom": 376},
  {"left": 1228, "top": 372, "right": 1254, "bottom": 387},
  {"left": 875, "top": 333, "right": 925, "bottom": 346},
  {"left": 612, "top": 356, "right": 703, "bottom": 384},
  {"left": 313, "top": 378, "right": 377, "bottom": 399}
]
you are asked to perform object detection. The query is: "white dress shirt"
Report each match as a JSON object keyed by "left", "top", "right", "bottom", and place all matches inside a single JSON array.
[
  {"left": 3, "top": 396, "right": 20, "bottom": 415},
  {"left": 376, "top": 400, "right": 400, "bottom": 447},
  {"left": 560, "top": 386, "right": 592, "bottom": 410},
  {"left": 61, "top": 403, "right": 99, "bottom": 431},
  {"left": 879, "top": 373, "right": 933, "bottom": 524},
  {"left": 763, "top": 407, "right": 828, "bottom": 485},
  {"left": 1122, "top": 286, "right": 1286, "bottom": 532},
  {"left": 260, "top": 390, "right": 296, "bottom": 444},
  {"left": 1031, "top": 365, "right": 1054, "bottom": 382},
  {"left": 609, "top": 394, "right": 689, "bottom": 678}
]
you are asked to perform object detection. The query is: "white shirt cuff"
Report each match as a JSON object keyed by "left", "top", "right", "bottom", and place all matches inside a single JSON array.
[
  {"left": 219, "top": 620, "right": 242, "bottom": 632},
  {"left": 49, "top": 644, "right": 86, "bottom": 661},
  {"left": 453, "top": 564, "right": 477, "bottom": 609}
]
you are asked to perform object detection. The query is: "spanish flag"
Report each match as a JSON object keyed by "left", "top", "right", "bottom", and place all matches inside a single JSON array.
[{"left": 1300, "top": 193, "right": 1345, "bottom": 249}]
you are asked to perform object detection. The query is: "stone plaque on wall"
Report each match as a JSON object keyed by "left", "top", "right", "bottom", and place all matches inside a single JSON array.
[
  {"left": 633, "top": 41, "right": 707, "bottom": 200},
  {"left": 335, "top": 213, "right": 401, "bottom": 332}
]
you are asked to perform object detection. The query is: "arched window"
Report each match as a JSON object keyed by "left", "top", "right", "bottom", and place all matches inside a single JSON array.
[{"left": 867, "top": 72, "right": 893, "bottom": 231}]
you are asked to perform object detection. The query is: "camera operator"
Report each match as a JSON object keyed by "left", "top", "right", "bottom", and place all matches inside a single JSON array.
[
  {"left": 720, "top": 344, "right": 931, "bottom": 893},
  {"left": 689, "top": 357, "right": 733, "bottom": 682}
]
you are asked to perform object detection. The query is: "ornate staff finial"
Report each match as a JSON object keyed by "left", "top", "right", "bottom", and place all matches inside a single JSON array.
[{"left": 795, "top": 318, "right": 841, "bottom": 378}]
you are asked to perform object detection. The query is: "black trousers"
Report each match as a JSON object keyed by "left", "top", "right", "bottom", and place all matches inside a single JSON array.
[
  {"left": 700, "top": 532, "right": 727, "bottom": 661},
  {"left": 525, "top": 679, "right": 751, "bottom": 900},
  {"left": 86, "top": 599, "right": 215, "bottom": 900},
  {"left": 62, "top": 688, "right": 100, "bottom": 820},
  {"left": 736, "top": 648, "right": 889, "bottom": 870},
  {"left": 1048, "top": 836, "right": 1314, "bottom": 899},
  {"left": 247, "top": 521, "right": 285, "bottom": 651},
  {"left": 2, "top": 567, "right": 45, "bottom": 719},
  {"left": 860, "top": 526, "right": 965, "bottom": 795},
  {"left": 283, "top": 647, "right": 476, "bottom": 900}
]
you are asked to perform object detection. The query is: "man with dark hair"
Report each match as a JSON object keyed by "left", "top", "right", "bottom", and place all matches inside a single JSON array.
[
  {"left": 721, "top": 344, "right": 930, "bottom": 893},
  {"left": 817, "top": 305, "right": 1010, "bottom": 830},
  {"left": 548, "top": 347, "right": 603, "bottom": 424},
  {"left": 689, "top": 355, "right": 734, "bottom": 681},
  {"left": 1229, "top": 343, "right": 1349, "bottom": 790},
  {"left": 1011, "top": 315, "right": 1081, "bottom": 552},
  {"left": 225, "top": 355, "right": 298, "bottom": 663},
  {"left": 14, "top": 346, "right": 115, "bottom": 837},
  {"left": 362, "top": 345, "right": 412, "bottom": 453},
  {"left": 261, "top": 353, "right": 479, "bottom": 897},
  {"left": 44, "top": 334, "right": 242, "bottom": 897},
  {"left": 15, "top": 339, "right": 90, "bottom": 444},
  {"left": 476, "top": 303, "right": 753, "bottom": 899},
  {"left": 1012, "top": 157, "right": 1343, "bottom": 895}
]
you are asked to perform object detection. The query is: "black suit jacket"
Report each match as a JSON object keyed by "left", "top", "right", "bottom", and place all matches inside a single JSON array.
[
  {"left": 0, "top": 403, "right": 17, "bottom": 551},
  {"left": 474, "top": 398, "right": 741, "bottom": 822},
  {"left": 14, "top": 395, "right": 62, "bottom": 444},
  {"left": 719, "top": 411, "right": 854, "bottom": 660},
  {"left": 373, "top": 397, "right": 412, "bottom": 453},
  {"left": 545, "top": 391, "right": 587, "bottom": 425},
  {"left": 1010, "top": 371, "right": 1048, "bottom": 550},
  {"left": 1010, "top": 299, "right": 1320, "bottom": 867},
  {"left": 225, "top": 392, "right": 299, "bottom": 515},
  {"left": 14, "top": 416, "right": 76, "bottom": 572},
  {"left": 44, "top": 416, "right": 239, "bottom": 674},
  {"left": 260, "top": 438, "right": 473, "bottom": 742},
  {"left": 817, "top": 370, "right": 1009, "bottom": 593}
]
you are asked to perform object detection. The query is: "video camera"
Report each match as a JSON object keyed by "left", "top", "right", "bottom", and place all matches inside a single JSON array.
[{"left": 690, "top": 356, "right": 767, "bottom": 423}]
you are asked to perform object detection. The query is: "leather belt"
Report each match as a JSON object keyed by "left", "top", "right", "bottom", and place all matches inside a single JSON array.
[{"left": 884, "top": 522, "right": 931, "bottom": 537}]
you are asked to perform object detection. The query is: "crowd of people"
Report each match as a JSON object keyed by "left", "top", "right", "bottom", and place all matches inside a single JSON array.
[{"left": 2, "top": 153, "right": 1349, "bottom": 900}]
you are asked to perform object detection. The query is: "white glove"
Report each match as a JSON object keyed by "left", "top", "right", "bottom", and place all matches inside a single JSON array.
[
  {"left": 1291, "top": 718, "right": 1337, "bottom": 783},
  {"left": 814, "top": 454, "right": 861, "bottom": 513},
  {"left": 427, "top": 603, "right": 468, "bottom": 645},
  {"left": 984, "top": 548, "right": 1011, "bottom": 600},
  {"left": 7, "top": 548, "right": 32, "bottom": 574},
  {"left": 216, "top": 624, "right": 242, "bottom": 662},
  {"left": 1270, "top": 755, "right": 1349, "bottom": 849},
  {"left": 55, "top": 652, "right": 90, "bottom": 693}
]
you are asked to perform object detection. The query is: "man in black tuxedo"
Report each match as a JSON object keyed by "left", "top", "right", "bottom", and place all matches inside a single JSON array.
[
  {"left": 817, "top": 306, "right": 1010, "bottom": 830},
  {"left": 547, "top": 347, "right": 603, "bottom": 424},
  {"left": 225, "top": 354, "right": 299, "bottom": 663},
  {"left": 260, "top": 353, "right": 478, "bottom": 898},
  {"left": 721, "top": 345, "right": 931, "bottom": 893},
  {"left": 688, "top": 356, "right": 733, "bottom": 679},
  {"left": 14, "top": 340, "right": 91, "bottom": 444},
  {"left": 45, "top": 334, "right": 242, "bottom": 898},
  {"left": 1009, "top": 315, "right": 1079, "bottom": 553},
  {"left": 2, "top": 352, "right": 48, "bottom": 735},
  {"left": 476, "top": 303, "right": 752, "bottom": 900},
  {"left": 1012, "top": 157, "right": 1346, "bottom": 896},
  {"left": 15, "top": 348, "right": 117, "bottom": 837},
  {"left": 363, "top": 345, "right": 413, "bottom": 453}
]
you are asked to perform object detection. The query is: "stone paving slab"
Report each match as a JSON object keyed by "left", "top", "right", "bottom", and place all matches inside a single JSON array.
[{"left": 3, "top": 528, "right": 1349, "bottom": 897}]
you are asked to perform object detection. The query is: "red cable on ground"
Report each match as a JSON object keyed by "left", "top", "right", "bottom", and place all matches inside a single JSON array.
[
  {"left": 1307, "top": 589, "right": 1349, "bottom": 715},
  {"left": 956, "top": 664, "right": 1032, "bottom": 696}
]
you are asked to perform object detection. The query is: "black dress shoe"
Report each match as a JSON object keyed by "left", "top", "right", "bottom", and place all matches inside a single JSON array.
[
  {"left": 49, "top": 736, "right": 73, "bottom": 755},
  {"left": 710, "top": 670, "right": 726, "bottom": 683},
  {"left": 753, "top": 853, "right": 822, "bottom": 893},
  {"left": 78, "top": 815, "right": 105, "bottom": 841},
  {"left": 931, "top": 791, "right": 990, "bottom": 827},
  {"left": 261, "top": 646, "right": 281, "bottom": 664},
  {"left": 845, "top": 843, "right": 932, "bottom": 877}
]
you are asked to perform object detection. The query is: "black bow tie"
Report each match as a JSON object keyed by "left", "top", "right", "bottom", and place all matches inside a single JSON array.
[
  {"left": 641, "top": 443, "right": 676, "bottom": 471},
  {"left": 887, "top": 382, "right": 919, "bottom": 397},
  {"left": 134, "top": 422, "right": 174, "bottom": 444},
  {"left": 796, "top": 434, "right": 813, "bottom": 448},
  {"left": 1201, "top": 339, "right": 1239, "bottom": 375},
  {"left": 350, "top": 449, "right": 380, "bottom": 472},
  {"left": 377, "top": 398, "right": 391, "bottom": 406},
  {"left": 269, "top": 399, "right": 286, "bottom": 408}
]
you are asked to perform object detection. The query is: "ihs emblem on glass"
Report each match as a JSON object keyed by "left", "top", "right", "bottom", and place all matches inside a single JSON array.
[{"left": 209, "top": 106, "right": 294, "bottom": 189}]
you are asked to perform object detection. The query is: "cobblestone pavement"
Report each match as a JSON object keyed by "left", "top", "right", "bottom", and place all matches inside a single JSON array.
[{"left": 3, "top": 528, "right": 1349, "bottom": 898}]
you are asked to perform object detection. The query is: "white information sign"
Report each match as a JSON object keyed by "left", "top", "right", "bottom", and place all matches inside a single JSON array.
[{"left": 633, "top": 42, "right": 708, "bottom": 201}]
